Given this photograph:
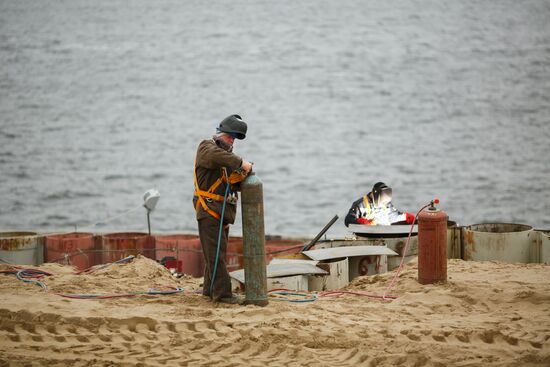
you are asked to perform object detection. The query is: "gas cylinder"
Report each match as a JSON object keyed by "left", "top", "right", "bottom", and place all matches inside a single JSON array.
[
  {"left": 417, "top": 201, "right": 447, "bottom": 284},
  {"left": 241, "top": 172, "right": 269, "bottom": 306}
]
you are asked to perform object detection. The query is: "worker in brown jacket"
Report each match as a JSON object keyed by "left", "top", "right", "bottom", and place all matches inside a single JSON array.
[{"left": 193, "top": 115, "right": 252, "bottom": 304}]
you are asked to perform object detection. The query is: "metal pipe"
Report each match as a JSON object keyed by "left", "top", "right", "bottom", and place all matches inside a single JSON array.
[
  {"left": 241, "top": 172, "right": 268, "bottom": 306},
  {"left": 301, "top": 214, "right": 339, "bottom": 252}
]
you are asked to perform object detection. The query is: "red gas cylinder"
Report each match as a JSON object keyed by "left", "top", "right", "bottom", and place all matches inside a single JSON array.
[{"left": 417, "top": 201, "right": 447, "bottom": 284}]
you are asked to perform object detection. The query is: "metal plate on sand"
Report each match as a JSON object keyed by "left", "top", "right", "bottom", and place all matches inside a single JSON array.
[
  {"left": 348, "top": 224, "right": 418, "bottom": 236},
  {"left": 229, "top": 263, "right": 328, "bottom": 284},
  {"left": 302, "top": 245, "right": 398, "bottom": 261}
]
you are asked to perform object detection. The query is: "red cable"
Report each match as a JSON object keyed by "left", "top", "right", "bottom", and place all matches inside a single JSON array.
[
  {"left": 55, "top": 293, "right": 139, "bottom": 300},
  {"left": 269, "top": 201, "right": 434, "bottom": 302},
  {"left": 381, "top": 202, "right": 432, "bottom": 300},
  {"left": 0, "top": 270, "right": 17, "bottom": 275},
  {"left": 319, "top": 290, "right": 397, "bottom": 300},
  {"left": 268, "top": 288, "right": 397, "bottom": 301}
]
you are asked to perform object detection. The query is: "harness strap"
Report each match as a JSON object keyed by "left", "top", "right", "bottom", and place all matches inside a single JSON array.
[
  {"left": 193, "top": 160, "right": 247, "bottom": 221},
  {"left": 194, "top": 161, "right": 223, "bottom": 220},
  {"left": 228, "top": 171, "right": 247, "bottom": 184}
]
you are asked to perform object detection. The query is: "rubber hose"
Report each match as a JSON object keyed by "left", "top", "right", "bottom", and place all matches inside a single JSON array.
[{"left": 209, "top": 180, "right": 231, "bottom": 295}]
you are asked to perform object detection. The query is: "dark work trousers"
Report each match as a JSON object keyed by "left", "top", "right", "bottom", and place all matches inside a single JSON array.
[{"left": 198, "top": 215, "right": 232, "bottom": 301}]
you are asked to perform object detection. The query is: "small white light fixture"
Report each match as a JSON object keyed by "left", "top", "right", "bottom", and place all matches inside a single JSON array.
[
  {"left": 143, "top": 188, "right": 160, "bottom": 234},
  {"left": 143, "top": 189, "right": 160, "bottom": 212}
]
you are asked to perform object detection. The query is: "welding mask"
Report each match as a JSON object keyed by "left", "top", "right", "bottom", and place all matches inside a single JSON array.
[
  {"left": 372, "top": 182, "right": 392, "bottom": 206},
  {"left": 217, "top": 114, "right": 247, "bottom": 140}
]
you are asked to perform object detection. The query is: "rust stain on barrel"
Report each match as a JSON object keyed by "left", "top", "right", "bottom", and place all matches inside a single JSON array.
[
  {"left": 463, "top": 223, "right": 532, "bottom": 263},
  {"left": 463, "top": 230, "right": 475, "bottom": 260},
  {"left": 101, "top": 232, "right": 151, "bottom": 263},
  {"left": 0, "top": 232, "right": 38, "bottom": 250}
]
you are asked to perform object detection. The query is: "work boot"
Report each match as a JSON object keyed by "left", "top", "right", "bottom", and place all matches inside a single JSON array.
[{"left": 217, "top": 295, "right": 245, "bottom": 305}]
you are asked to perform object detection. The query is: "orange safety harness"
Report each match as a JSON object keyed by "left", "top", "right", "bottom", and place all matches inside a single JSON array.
[{"left": 193, "top": 161, "right": 247, "bottom": 220}]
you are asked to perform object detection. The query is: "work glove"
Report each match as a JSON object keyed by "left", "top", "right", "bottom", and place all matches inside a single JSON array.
[
  {"left": 357, "top": 217, "right": 373, "bottom": 225},
  {"left": 404, "top": 212, "right": 415, "bottom": 224}
]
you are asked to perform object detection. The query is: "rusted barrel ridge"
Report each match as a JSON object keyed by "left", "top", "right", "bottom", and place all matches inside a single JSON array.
[
  {"left": 541, "top": 231, "right": 550, "bottom": 264},
  {"left": 154, "top": 234, "right": 202, "bottom": 277},
  {"left": 446, "top": 221, "right": 461, "bottom": 259},
  {"left": 101, "top": 232, "right": 154, "bottom": 264}
]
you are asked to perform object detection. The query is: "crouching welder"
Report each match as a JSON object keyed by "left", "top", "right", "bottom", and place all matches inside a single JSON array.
[
  {"left": 344, "top": 182, "right": 415, "bottom": 227},
  {"left": 193, "top": 114, "right": 252, "bottom": 304}
]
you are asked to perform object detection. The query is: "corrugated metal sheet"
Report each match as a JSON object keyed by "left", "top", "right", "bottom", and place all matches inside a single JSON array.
[
  {"left": 230, "top": 263, "right": 327, "bottom": 284},
  {"left": 302, "top": 245, "right": 398, "bottom": 261}
]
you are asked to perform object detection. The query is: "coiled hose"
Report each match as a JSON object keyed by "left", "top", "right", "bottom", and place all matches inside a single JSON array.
[{"left": 0, "top": 257, "right": 184, "bottom": 299}]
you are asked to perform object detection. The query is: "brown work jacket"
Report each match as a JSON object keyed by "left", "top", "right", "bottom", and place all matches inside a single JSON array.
[{"left": 193, "top": 139, "right": 243, "bottom": 224}]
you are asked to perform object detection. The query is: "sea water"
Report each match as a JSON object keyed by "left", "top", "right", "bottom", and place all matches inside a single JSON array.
[{"left": 1, "top": 0, "right": 549, "bottom": 237}]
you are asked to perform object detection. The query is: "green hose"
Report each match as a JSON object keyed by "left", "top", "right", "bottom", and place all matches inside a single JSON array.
[
  {"left": 209, "top": 179, "right": 231, "bottom": 295},
  {"left": 269, "top": 290, "right": 317, "bottom": 303}
]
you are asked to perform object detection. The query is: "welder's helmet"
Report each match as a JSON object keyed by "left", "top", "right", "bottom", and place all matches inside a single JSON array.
[
  {"left": 217, "top": 114, "right": 247, "bottom": 140},
  {"left": 372, "top": 182, "right": 392, "bottom": 205}
]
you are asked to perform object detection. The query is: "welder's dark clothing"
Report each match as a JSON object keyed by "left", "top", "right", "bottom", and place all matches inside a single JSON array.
[
  {"left": 193, "top": 138, "right": 242, "bottom": 300},
  {"left": 198, "top": 215, "right": 232, "bottom": 300},
  {"left": 193, "top": 139, "right": 242, "bottom": 223},
  {"left": 344, "top": 193, "right": 404, "bottom": 227}
]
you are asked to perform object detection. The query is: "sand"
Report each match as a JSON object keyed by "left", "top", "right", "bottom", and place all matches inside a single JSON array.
[{"left": 0, "top": 255, "right": 549, "bottom": 367}]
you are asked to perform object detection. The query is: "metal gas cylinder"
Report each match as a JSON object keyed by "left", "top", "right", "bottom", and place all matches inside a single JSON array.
[
  {"left": 417, "top": 201, "right": 447, "bottom": 284},
  {"left": 241, "top": 172, "right": 268, "bottom": 306}
]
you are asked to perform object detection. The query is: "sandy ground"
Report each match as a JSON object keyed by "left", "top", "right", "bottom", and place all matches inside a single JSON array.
[{"left": 0, "top": 255, "right": 549, "bottom": 367}]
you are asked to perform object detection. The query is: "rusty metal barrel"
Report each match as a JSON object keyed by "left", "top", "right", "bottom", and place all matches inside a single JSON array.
[
  {"left": 0, "top": 232, "right": 43, "bottom": 266},
  {"left": 418, "top": 206, "right": 447, "bottom": 284},
  {"left": 226, "top": 236, "right": 302, "bottom": 271},
  {"left": 154, "top": 234, "right": 202, "bottom": 276},
  {"left": 463, "top": 223, "right": 532, "bottom": 263},
  {"left": 241, "top": 173, "right": 268, "bottom": 306},
  {"left": 44, "top": 232, "right": 98, "bottom": 270},
  {"left": 101, "top": 232, "right": 154, "bottom": 264}
]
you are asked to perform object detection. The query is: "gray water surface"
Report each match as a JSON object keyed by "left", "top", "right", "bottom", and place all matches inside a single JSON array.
[{"left": 1, "top": 0, "right": 549, "bottom": 237}]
